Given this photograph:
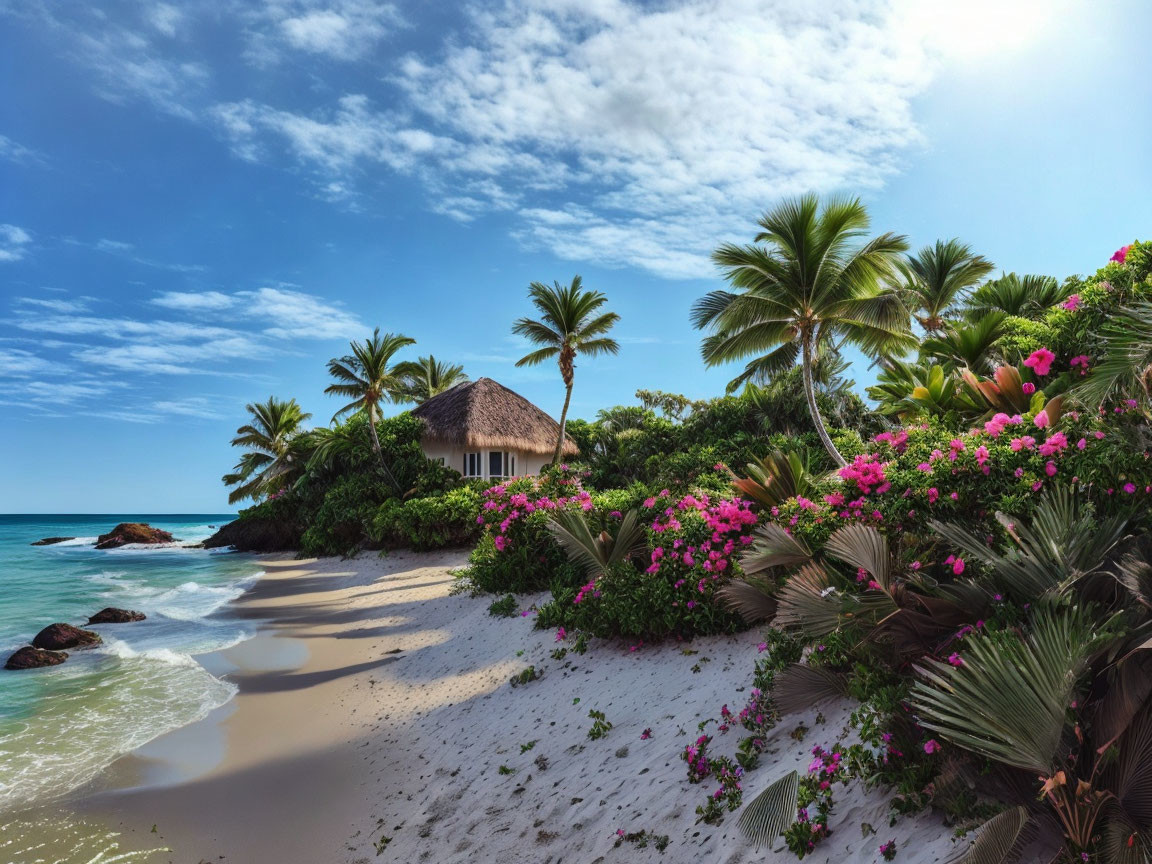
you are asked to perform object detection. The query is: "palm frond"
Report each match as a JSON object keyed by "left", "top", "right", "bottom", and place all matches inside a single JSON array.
[
  {"left": 547, "top": 509, "right": 648, "bottom": 577},
  {"left": 740, "top": 523, "right": 813, "bottom": 575},
  {"left": 823, "top": 523, "right": 892, "bottom": 590},
  {"left": 911, "top": 605, "right": 1110, "bottom": 774},
  {"left": 736, "top": 770, "right": 799, "bottom": 851},
  {"left": 771, "top": 663, "right": 849, "bottom": 715},
  {"left": 774, "top": 562, "right": 842, "bottom": 636},
  {"left": 943, "top": 806, "right": 1035, "bottom": 864}
]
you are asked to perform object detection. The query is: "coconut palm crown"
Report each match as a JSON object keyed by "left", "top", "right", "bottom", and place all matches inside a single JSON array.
[
  {"left": 324, "top": 328, "right": 415, "bottom": 468},
  {"left": 512, "top": 275, "right": 620, "bottom": 465},
  {"left": 693, "top": 194, "right": 913, "bottom": 466},
  {"left": 395, "top": 355, "right": 469, "bottom": 404},
  {"left": 898, "top": 238, "right": 995, "bottom": 332},
  {"left": 221, "top": 396, "right": 311, "bottom": 504}
]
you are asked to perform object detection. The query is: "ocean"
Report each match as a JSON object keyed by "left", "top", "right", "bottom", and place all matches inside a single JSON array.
[{"left": 0, "top": 514, "right": 261, "bottom": 819}]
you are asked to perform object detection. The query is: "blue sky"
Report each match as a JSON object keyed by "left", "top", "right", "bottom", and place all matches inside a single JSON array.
[{"left": 1, "top": 0, "right": 1150, "bottom": 513}]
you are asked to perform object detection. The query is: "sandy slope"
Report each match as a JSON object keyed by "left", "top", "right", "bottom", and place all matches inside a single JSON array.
[{"left": 80, "top": 550, "right": 958, "bottom": 864}]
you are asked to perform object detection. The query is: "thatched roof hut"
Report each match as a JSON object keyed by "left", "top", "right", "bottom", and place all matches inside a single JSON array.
[{"left": 412, "top": 377, "right": 578, "bottom": 457}]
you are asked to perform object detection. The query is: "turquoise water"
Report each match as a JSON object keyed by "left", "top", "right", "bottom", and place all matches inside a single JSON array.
[{"left": 0, "top": 515, "right": 261, "bottom": 814}]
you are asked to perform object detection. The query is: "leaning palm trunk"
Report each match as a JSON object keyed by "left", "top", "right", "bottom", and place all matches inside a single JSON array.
[
  {"left": 801, "top": 333, "right": 846, "bottom": 467},
  {"left": 553, "top": 382, "right": 573, "bottom": 466}
]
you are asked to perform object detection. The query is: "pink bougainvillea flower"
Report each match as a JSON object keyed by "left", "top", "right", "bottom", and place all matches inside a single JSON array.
[
  {"left": 927, "top": 487, "right": 939, "bottom": 504},
  {"left": 1033, "top": 410, "right": 1050, "bottom": 428},
  {"left": 1023, "top": 347, "right": 1055, "bottom": 376},
  {"left": 1069, "top": 354, "right": 1092, "bottom": 376},
  {"left": 924, "top": 739, "right": 941, "bottom": 754},
  {"left": 1063, "top": 294, "right": 1082, "bottom": 311},
  {"left": 1125, "top": 483, "right": 1137, "bottom": 494},
  {"left": 1022, "top": 382, "right": 1036, "bottom": 395},
  {"left": 952, "top": 558, "right": 965, "bottom": 575},
  {"left": 947, "top": 652, "right": 964, "bottom": 667},
  {"left": 1112, "top": 244, "right": 1131, "bottom": 264},
  {"left": 1046, "top": 461, "right": 1058, "bottom": 477}
]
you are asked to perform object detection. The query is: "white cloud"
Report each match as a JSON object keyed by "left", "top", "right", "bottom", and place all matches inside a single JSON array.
[
  {"left": 2, "top": 3, "right": 210, "bottom": 119},
  {"left": 95, "top": 238, "right": 134, "bottom": 252},
  {"left": 209, "top": 0, "right": 942, "bottom": 276},
  {"left": 0, "top": 224, "right": 32, "bottom": 262},
  {"left": 0, "top": 134, "right": 47, "bottom": 166},
  {"left": 0, "top": 348, "right": 55, "bottom": 378},
  {"left": 152, "top": 396, "right": 225, "bottom": 419},
  {"left": 239, "top": 285, "right": 364, "bottom": 339},
  {"left": 245, "top": 0, "right": 403, "bottom": 63},
  {"left": 147, "top": 3, "right": 184, "bottom": 38},
  {"left": 11, "top": 284, "right": 363, "bottom": 376},
  {"left": 15, "top": 296, "right": 90, "bottom": 313},
  {"left": 151, "top": 291, "right": 237, "bottom": 311}
]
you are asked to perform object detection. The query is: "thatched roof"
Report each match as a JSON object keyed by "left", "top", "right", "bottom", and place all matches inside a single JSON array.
[{"left": 412, "top": 378, "right": 579, "bottom": 456}]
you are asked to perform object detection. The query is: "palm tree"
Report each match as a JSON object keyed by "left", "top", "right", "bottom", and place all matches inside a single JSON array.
[
  {"left": 394, "top": 355, "right": 468, "bottom": 404},
  {"left": 693, "top": 195, "right": 912, "bottom": 467},
  {"left": 512, "top": 276, "right": 620, "bottom": 465},
  {"left": 964, "top": 273, "right": 1071, "bottom": 320},
  {"left": 919, "top": 312, "right": 1007, "bottom": 375},
  {"left": 898, "top": 239, "right": 994, "bottom": 332},
  {"left": 324, "top": 328, "right": 415, "bottom": 469},
  {"left": 222, "top": 397, "right": 311, "bottom": 504}
]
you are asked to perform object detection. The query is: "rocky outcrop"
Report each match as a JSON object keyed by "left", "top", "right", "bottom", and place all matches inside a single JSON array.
[
  {"left": 32, "top": 623, "right": 102, "bottom": 651},
  {"left": 87, "top": 607, "right": 146, "bottom": 624},
  {"left": 95, "top": 523, "right": 177, "bottom": 549},
  {"left": 31, "top": 536, "right": 76, "bottom": 546},
  {"left": 204, "top": 517, "right": 302, "bottom": 552},
  {"left": 5, "top": 646, "right": 69, "bottom": 670}
]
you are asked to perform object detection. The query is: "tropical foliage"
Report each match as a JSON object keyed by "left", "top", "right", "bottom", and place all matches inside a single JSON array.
[{"left": 213, "top": 207, "right": 1152, "bottom": 861}]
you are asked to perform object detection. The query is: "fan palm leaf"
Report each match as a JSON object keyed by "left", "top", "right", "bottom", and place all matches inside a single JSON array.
[
  {"left": 546, "top": 509, "right": 648, "bottom": 578},
  {"left": 943, "top": 806, "right": 1037, "bottom": 864},
  {"left": 910, "top": 605, "right": 1113, "bottom": 775},
  {"left": 930, "top": 485, "right": 1129, "bottom": 601},
  {"left": 736, "top": 770, "right": 799, "bottom": 851}
]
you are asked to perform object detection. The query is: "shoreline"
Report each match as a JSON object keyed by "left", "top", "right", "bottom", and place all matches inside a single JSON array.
[
  {"left": 70, "top": 549, "right": 464, "bottom": 863},
  {"left": 15, "top": 547, "right": 955, "bottom": 864}
]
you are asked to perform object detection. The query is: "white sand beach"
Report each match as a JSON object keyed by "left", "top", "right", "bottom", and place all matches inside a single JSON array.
[{"left": 71, "top": 551, "right": 958, "bottom": 864}]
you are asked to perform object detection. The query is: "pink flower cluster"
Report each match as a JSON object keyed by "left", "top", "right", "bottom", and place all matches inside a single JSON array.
[
  {"left": 873, "top": 429, "right": 909, "bottom": 453},
  {"left": 1112, "top": 244, "right": 1131, "bottom": 264},
  {"left": 838, "top": 453, "right": 891, "bottom": 495},
  {"left": 641, "top": 492, "right": 757, "bottom": 580},
  {"left": 1069, "top": 355, "right": 1092, "bottom": 376},
  {"left": 478, "top": 481, "right": 594, "bottom": 552}
]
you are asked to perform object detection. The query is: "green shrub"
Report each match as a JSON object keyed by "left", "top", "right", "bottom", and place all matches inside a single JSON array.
[
  {"left": 299, "top": 473, "right": 394, "bottom": 557},
  {"left": 370, "top": 486, "right": 483, "bottom": 551}
]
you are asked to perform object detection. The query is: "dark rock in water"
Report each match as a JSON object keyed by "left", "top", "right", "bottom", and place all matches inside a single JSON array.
[
  {"left": 31, "top": 537, "right": 76, "bottom": 546},
  {"left": 95, "top": 523, "right": 177, "bottom": 549},
  {"left": 32, "top": 623, "right": 102, "bottom": 651},
  {"left": 87, "top": 607, "right": 146, "bottom": 624},
  {"left": 204, "top": 517, "right": 302, "bottom": 552},
  {"left": 5, "top": 646, "right": 69, "bottom": 670}
]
